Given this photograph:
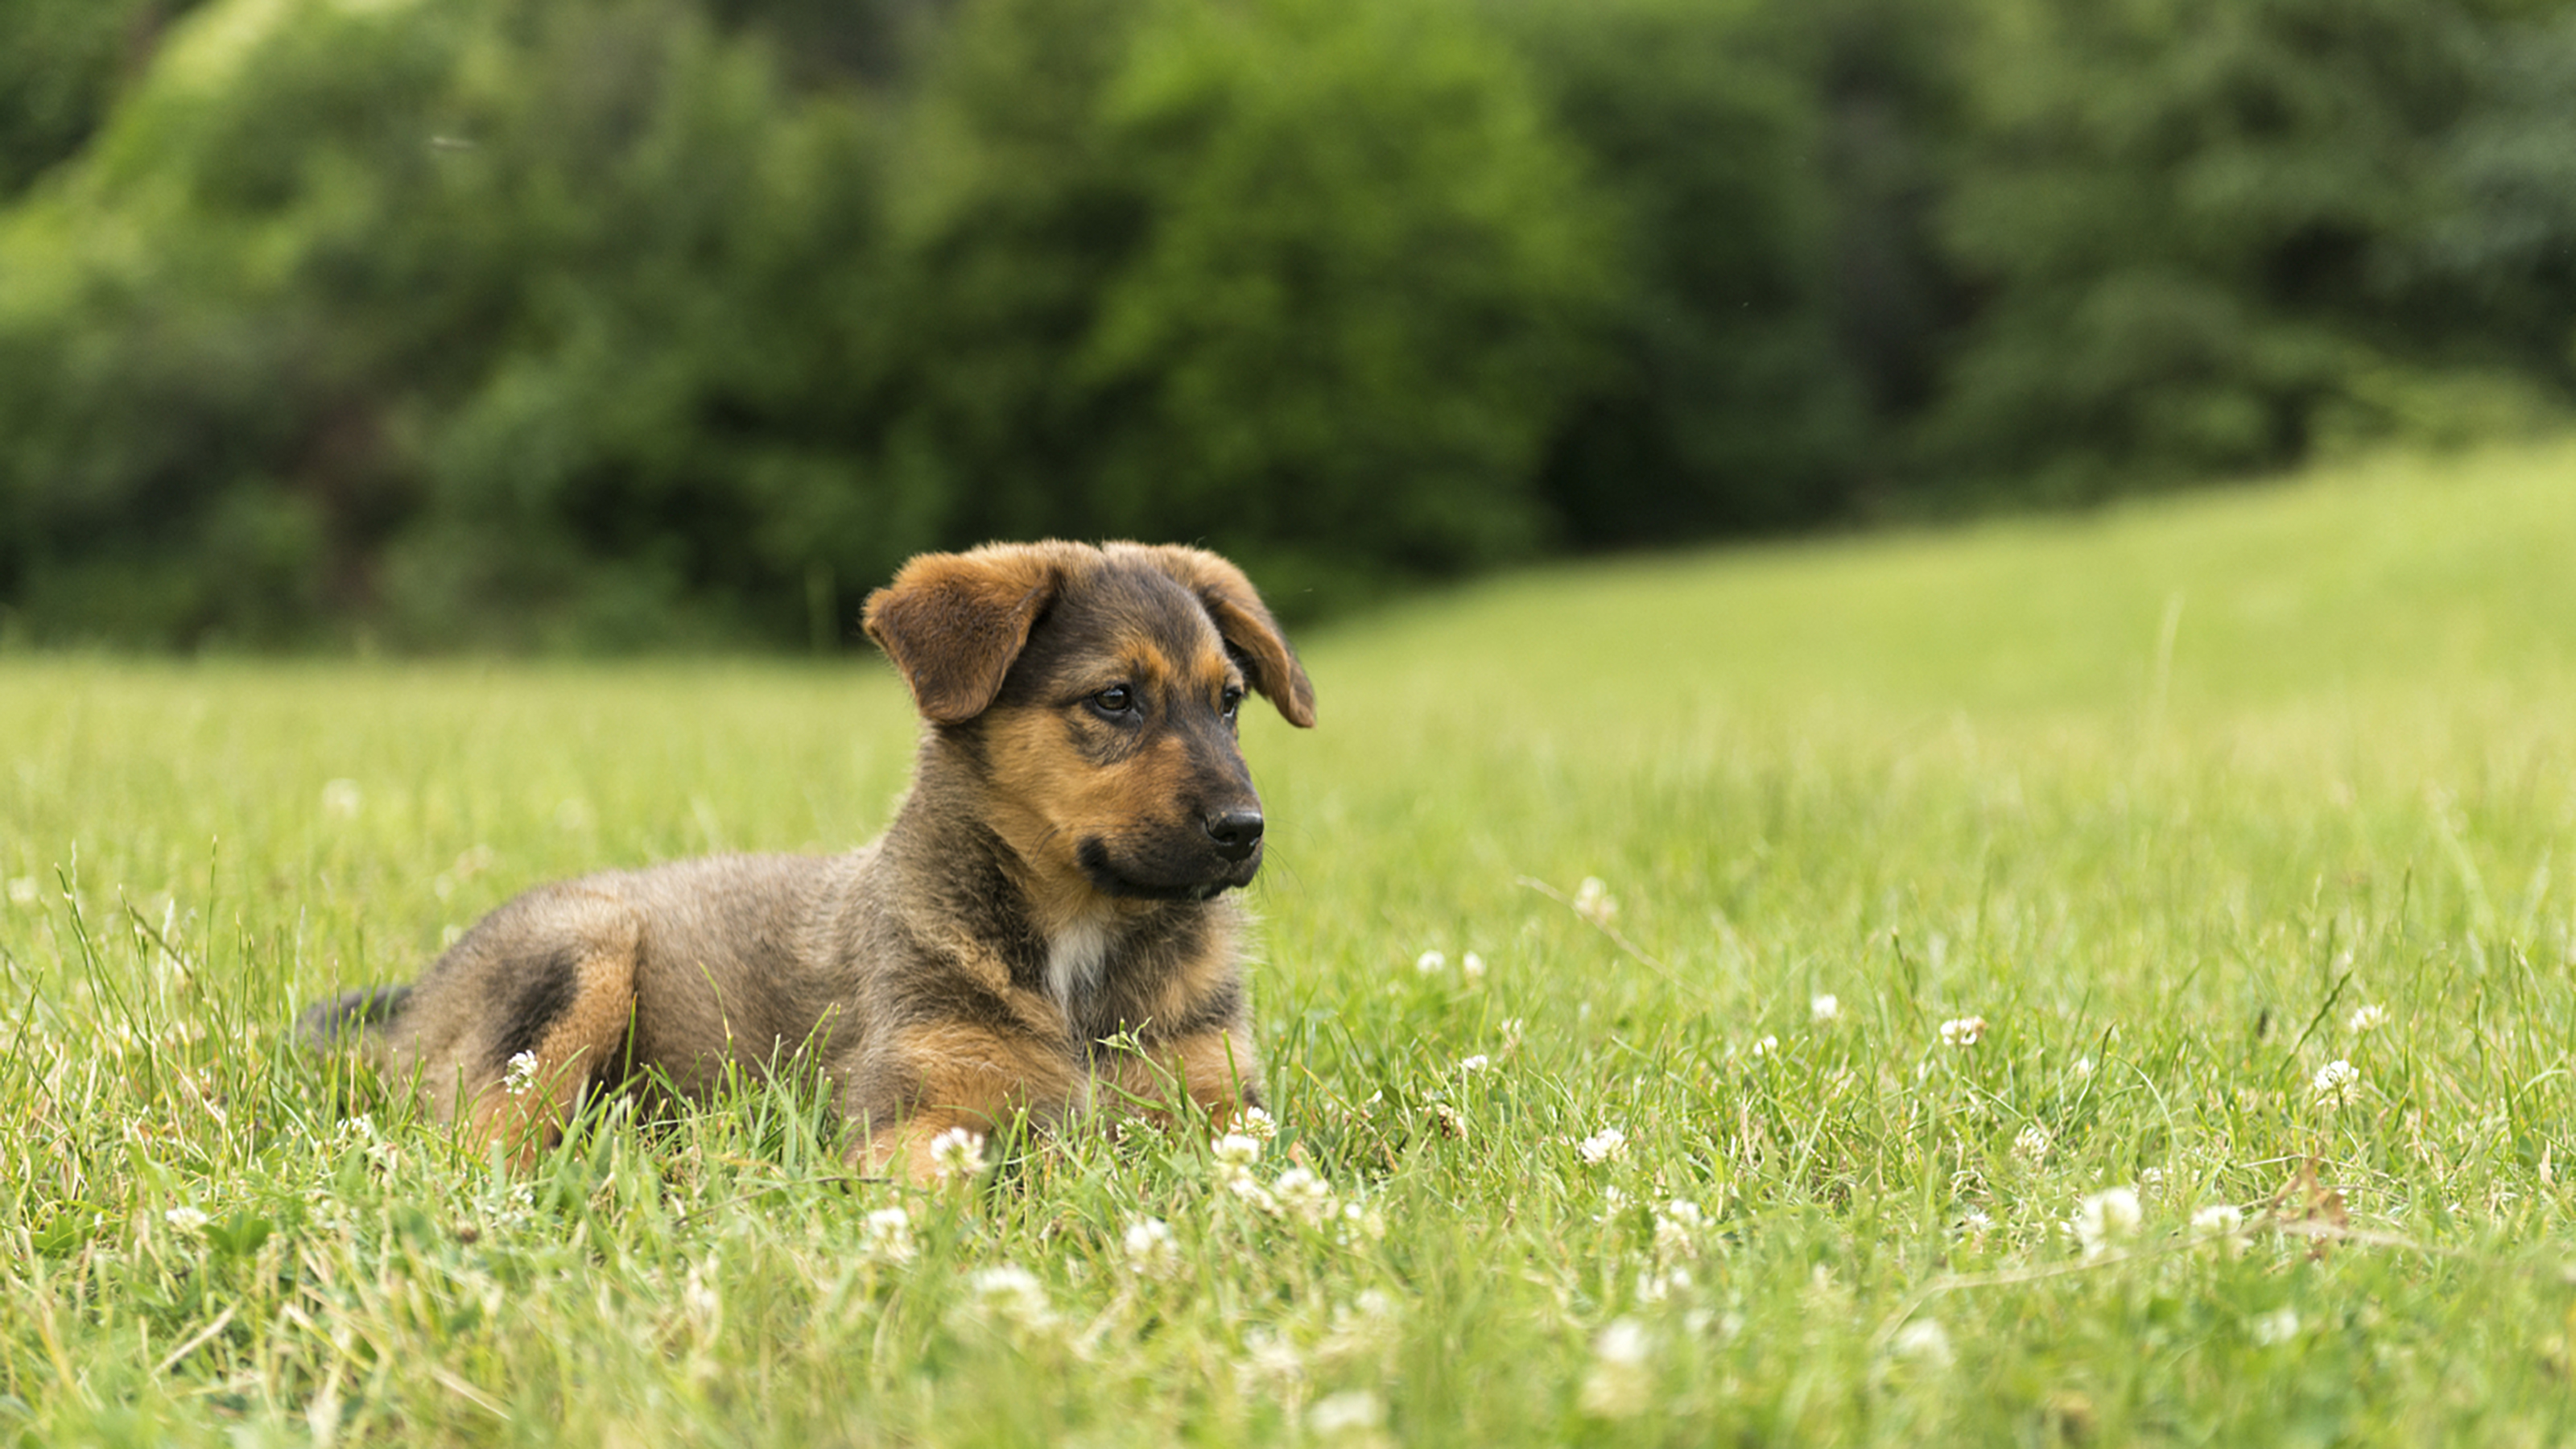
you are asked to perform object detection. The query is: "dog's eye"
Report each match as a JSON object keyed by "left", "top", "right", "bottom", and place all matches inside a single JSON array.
[
  {"left": 1090, "top": 685, "right": 1137, "bottom": 716},
  {"left": 1220, "top": 685, "right": 1245, "bottom": 718}
]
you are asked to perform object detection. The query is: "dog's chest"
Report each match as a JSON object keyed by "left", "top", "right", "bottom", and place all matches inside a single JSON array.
[{"left": 1045, "top": 914, "right": 1115, "bottom": 1012}]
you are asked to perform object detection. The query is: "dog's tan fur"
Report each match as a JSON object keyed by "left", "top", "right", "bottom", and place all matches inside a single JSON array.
[{"left": 302, "top": 541, "right": 1313, "bottom": 1180}]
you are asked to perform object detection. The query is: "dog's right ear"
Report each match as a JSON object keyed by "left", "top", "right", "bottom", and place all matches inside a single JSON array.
[{"left": 862, "top": 544, "right": 1073, "bottom": 725}]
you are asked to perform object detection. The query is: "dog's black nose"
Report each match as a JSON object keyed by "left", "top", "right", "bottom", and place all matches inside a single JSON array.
[{"left": 1204, "top": 807, "right": 1264, "bottom": 862}]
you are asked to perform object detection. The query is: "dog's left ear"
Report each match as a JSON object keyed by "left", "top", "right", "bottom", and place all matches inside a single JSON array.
[
  {"left": 862, "top": 543, "right": 1077, "bottom": 724},
  {"left": 1129, "top": 545, "right": 1317, "bottom": 728}
]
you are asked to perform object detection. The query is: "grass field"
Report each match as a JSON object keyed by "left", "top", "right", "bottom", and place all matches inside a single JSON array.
[{"left": 7, "top": 439, "right": 2576, "bottom": 1446}]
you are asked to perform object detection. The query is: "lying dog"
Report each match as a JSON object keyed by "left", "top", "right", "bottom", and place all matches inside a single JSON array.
[{"left": 301, "top": 541, "right": 1314, "bottom": 1180}]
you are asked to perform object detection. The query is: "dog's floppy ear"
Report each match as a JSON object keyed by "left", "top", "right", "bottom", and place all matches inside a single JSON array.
[
  {"left": 863, "top": 543, "right": 1075, "bottom": 724},
  {"left": 1127, "top": 544, "right": 1316, "bottom": 728}
]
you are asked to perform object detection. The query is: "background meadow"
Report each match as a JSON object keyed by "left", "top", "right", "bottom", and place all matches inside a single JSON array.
[{"left": 6, "top": 437, "right": 2576, "bottom": 1443}]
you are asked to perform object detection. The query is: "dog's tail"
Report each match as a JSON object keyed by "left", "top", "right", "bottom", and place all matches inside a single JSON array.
[{"left": 299, "top": 985, "right": 412, "bottom": 1050}]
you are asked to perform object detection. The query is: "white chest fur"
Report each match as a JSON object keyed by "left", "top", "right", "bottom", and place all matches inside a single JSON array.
[{"left": 1046, "top": 911, "right": 1115, "bottom": 1010}]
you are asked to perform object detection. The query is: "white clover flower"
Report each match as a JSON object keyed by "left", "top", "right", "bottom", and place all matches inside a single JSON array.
[
  {"left": 1272, "top": 1167, "right": 1337, "bottom": 1226},
  {"left": 502, "top": 1051, "right": 540, "bottom": 1098},
  {"left": 1241, "top": 1329, "right": 1304, "bottom": 1389},
  {"left": 964, "top": 1264, "right": 1054, "bottom": 1331},
  {"left": 1749, "top": 1034, "right": 1780, "bottom": 1059},
  {"left": 1577, "top": 1127, "right": 1629, "bottom": 1166},
  {"left": 4, "top": 877, "right": 39, "bottom": 907},
  {"left": 2073, "top": 1055, "right": 2095, "bottom": 1080},
  {"left": 1890, "top": 1317, "right": 1954, "bottom": 1367},
  {"left": 1212, "top": 1133, "right": 1265, "bottom": 1169},
  {"left": 860, "top": 1205, "right": 916, "bottom": 1265},
  {"left": 681, "top": 1259, "right": 721, "bottom": 1330},
  {"left": 1337, "top": 1198, "right": 1387, "bottom": 1244},
  {"left": 1123, "top": 1217, "right": 1183, "bottom": 1281},
  {"left": 1634, "top": 1265, "right": 1692, "bottom": 1303},
  {"left": 1427, "top": 1100, "right": 1467, "bottom": 1139},
  {"left": 320, "top": 779, "right": 363, "bottom": 819},
  {"left": 1458, "top": 1054, "right": 1490, "bottom": 1075},
  {"left": 2249, "top": 1307, "right": 2301, "bottom": 1345},
  {"left": 1652, "top": 1199, "right": 1703, "bottom": 1259},
  {"left": 1236, "top": 1106, "right": 1279, "bottom": 1142},
  {"left": 2013, "top": 1125, "right": 2053, "bottom": 1163},
  {"left": 2347, "top": 1003, "right": 2390, "bottom": 1035},
  {"left": 1226, "top": 1174, "right": 1279, "bottom": 1213},
  {"left": 927, "top": 1125, "right": 989, "bottom": 1183},
  {"left": 2311, "top": 1059, "right": 2363, "bottom": 1109},
  {"left": 1574, "top": 877, "right": 1619, "bottom": 927},
  {"left": 1579, "top": 1318, "right": 1653, "bottom": 1418},
  {"left": 163, "top": 1205, "right": 210, "bottom": 1234},
  {"left": 2190, "top": 1203, "right": 2246, "bottom": 1257},
  {"left": 2073, "top": 1187, "right": 2142, "bottom": 1257},
  {"left": 1344, "top": 1288, "right": 1398, "bottom": 1329},
  {"left": 1959, "top": 1207, "right": 1993, "bottom": 1234},
  {"left": 1316, "top": 1291, "right": 1399, "bottom": 1360},
  {"left": 1810, "top": 993, "right": 1841, "bottom": 1022},
  {"left": 1414, "top": 949, "right": 1447, "bottom": 975},
  {"left": 1461, "top": 951, "right": 1488, "bottom": 984},
  {"left": 1939, "top": 1015, "right": 1988, "bottom": 1048},
  {"left": 1308, "top": 1390, "right": 1385, "bottom": 1438}
]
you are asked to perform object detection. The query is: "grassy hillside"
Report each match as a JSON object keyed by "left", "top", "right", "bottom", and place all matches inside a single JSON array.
[{"left": 6, "top": 440, "right": 2576, "bottom": 1443}]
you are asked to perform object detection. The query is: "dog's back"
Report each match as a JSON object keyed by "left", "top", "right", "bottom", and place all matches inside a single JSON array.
[{"left": 330, "top": 852, "right": 855, "bottom": 1098}]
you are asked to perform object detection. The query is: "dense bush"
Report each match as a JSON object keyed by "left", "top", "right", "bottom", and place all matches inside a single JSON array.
[
  {"left": 1485, "top": 0, "right": 1868, "bottom": 543},
  {"left": 0, "top": 0, "right": 213, "bottom": 198},
  {"left": 892, "top": 0, "right": 1606, "bottom": 604},
  {"left": 1920, "top": 0, "right": 2576, "bottom": 501},
  {"left": 0, "top": 0, "right": 895, "bottom": 648},
  {"left": 0, "top": 0, "right": 1606, "bottom": 646},
  {"left": 1, "top": 0, "right": 2571, "bottom": 649}
]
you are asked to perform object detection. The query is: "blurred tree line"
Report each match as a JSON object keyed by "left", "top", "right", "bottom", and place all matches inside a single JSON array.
[{"left": 2, "top": 0, "right": 2571, "bottom": 650}]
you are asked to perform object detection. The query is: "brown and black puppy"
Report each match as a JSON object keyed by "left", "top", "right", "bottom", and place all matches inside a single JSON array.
[{"left": 301, "top": 541, "right": 1315, "bottom": 1181}]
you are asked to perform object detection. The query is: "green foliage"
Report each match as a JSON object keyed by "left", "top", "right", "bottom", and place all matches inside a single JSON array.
[
  {"left": 7, "top": 441, "right": 2576, "bottom": 1440},
  {"left": 0, "top": 0, "right": 1607, "bottom": 645},
  {"left": 1488, "top": 0, "right": 1872, "bottom": 540},
  {"left": 1918, "top": 0, "right": 2576, "bottom": 502},
  {"left": 1090, "top": 0, "right": 1604, "bottom": 576},
  {"left": 3, "top": 0, "right": 2575, "bottom": 648},
  {"left": 892, "top": 0, "right": 1606, "bottom": 600},
  {"left": 0, "top": 0, "right": 211, "bottom": 196},
  {"left": 0, "top": 0, "right": 897, "bottom": 649}
]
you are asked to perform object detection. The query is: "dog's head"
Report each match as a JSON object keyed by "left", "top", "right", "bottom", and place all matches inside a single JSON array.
[{"left": 862, "top": 542, "right": 1314, "bottom": 902}]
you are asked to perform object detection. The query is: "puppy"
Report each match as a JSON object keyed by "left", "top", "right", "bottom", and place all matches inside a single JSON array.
[{"left": 301, "top": 541, "right": 1315, "bottom": 1180}]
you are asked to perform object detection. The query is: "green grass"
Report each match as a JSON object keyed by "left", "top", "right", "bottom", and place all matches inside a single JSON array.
[{"left": 9, "top": 439, "right": 2576, "bottom": 1446}]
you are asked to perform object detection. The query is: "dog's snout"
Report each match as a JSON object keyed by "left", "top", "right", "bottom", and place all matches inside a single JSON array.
[{"left": 1204, "top": 807, "right": 1265, "bottom": 862}]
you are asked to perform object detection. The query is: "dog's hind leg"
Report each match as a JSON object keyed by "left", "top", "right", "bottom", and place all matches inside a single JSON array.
[{"left": 407, "top": 891, "right": 643, "bottom": 1167}]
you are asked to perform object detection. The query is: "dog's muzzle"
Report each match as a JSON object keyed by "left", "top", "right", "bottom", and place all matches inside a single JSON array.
[{"left": 1076, "top": 823, "right": 1264, "bottom": 900}]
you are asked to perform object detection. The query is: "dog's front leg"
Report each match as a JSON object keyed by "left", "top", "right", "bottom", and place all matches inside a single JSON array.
[
  {"left": 1172, "top": 1022, "right": 1265, "bottom": 1126},
  {"left": 1095, "top": 1022, "right": 1264, "bottom": 1133},
  {"left": 845, "top": 1022, "right": 1079, "bottom": 1184}
]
